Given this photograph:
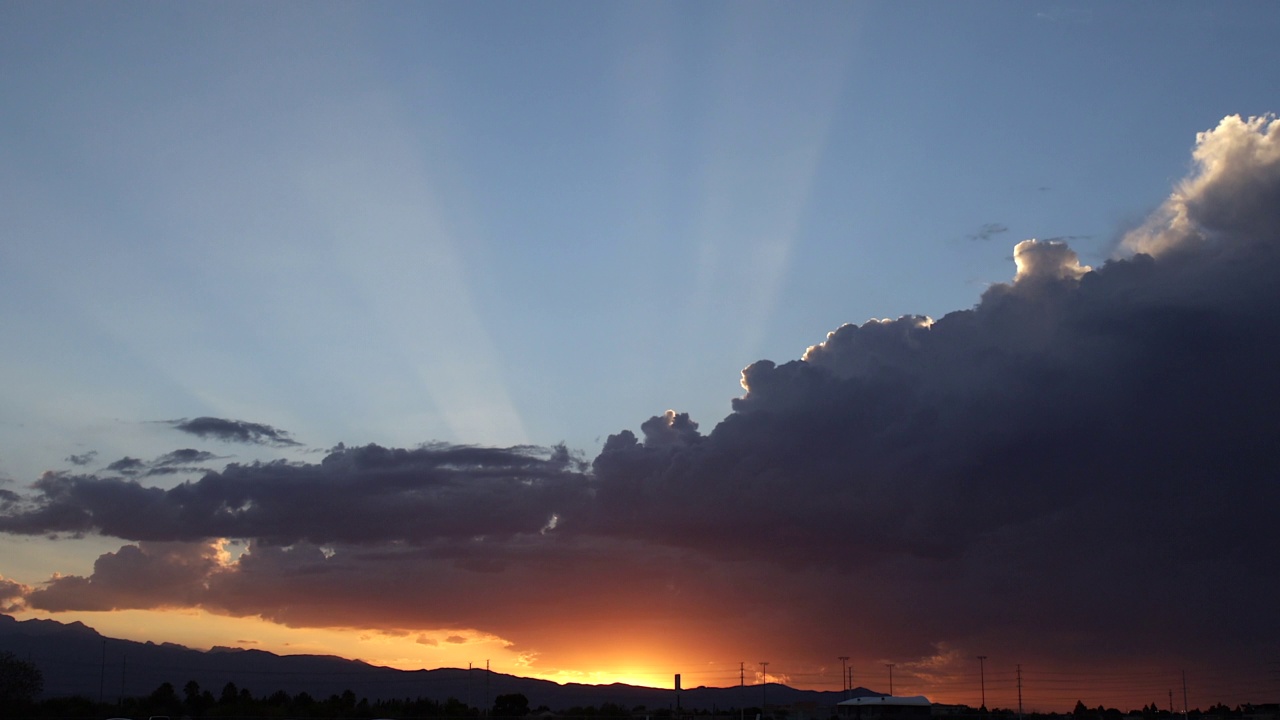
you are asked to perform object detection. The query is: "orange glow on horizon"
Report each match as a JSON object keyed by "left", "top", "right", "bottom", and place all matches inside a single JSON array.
[
  {"left": 11, "top": 607, "right": 687, "bottom": 691},
  {"left": 526, "top": 668, "right": 673, "bottom": 690},
  {"left": 8, "top": 607, "right": 1237, "bottom": 712}
]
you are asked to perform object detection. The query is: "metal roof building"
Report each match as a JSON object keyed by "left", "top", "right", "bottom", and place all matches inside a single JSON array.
[{"left": 836, "top": 695, "right": 933, "bottom": 719}]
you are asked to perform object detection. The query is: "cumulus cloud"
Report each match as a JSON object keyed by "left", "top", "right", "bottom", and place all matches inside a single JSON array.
[
  {"left": 638, "top": 410, "right": 703, "bottom": 448},
  {"left": 169, "top": 417, "right": 302, "bottom": 447},
  {"left": 26, "top": 541, "right": 225, "bottom": 612},
  {"left": 1010, "top": 238, "right": 1091, "bottom": 283},
  {"left": 581, "top": 114, "right": 1280, "bottom": 664},
  {"left": 4, "top": 114, "right": 1280, "bottom": 691},
  {"left": 0, "top": 575, "right": 29, "bottom": 613},
  {"left": 1122, "top": 114, "right": 1280, "bottom": 256}
]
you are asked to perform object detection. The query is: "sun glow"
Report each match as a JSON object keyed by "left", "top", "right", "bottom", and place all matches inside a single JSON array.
[{"left": 528, "top": 667, "right": 673, "bottom": 689}]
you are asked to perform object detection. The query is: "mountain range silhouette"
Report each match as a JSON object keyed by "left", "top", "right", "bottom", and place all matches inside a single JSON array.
[{"left": 0, "top": 614, "right": 880, "bottom": 710}]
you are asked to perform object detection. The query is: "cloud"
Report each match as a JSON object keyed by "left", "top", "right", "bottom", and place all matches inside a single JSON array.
[
  {"left": 0, "top": 444, "right": 590, "bottom": 545},
  {"left": 637, "top": 410, "right": 703, "bottom": 449},
  {"left": 966, "top": 222, "right": 1008, "bottom": 241},
  {"left": 1011, "top": 238, "right": 1091, "bottom": 283},
  {"left": 155, "top": 449, "right": 219, "bottom": 466},
  {"left": 26, "top": 541, "right": 224, "bottom": 612},
  {"left": 0, "top": 575, "right": 30, "bottom": 613},
  {"left": 1122, "top": 114, "right": 1280, "bottom": 256},
  {"left": 99, "top": 449, "right": 221, "bottom": 478},
  {"left": 65, "top": 451, "right": 97, "bottom": 466},
  {"left": 5, "top": 114, "right": 1280, "bottom": 699},
  {"left": 169, "top": 417, "right": 302, "bottom": 447},
  {"left": 106, "top": 457, "right": 146, "bottom": 476}
]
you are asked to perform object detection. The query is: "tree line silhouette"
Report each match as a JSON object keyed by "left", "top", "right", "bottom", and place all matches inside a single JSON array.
[
  {"left": 2, "top": 652, "right": 682, "bottom": 720},
  {"left": 3, "top": 652, "right": 1274, "bottom": 720}
]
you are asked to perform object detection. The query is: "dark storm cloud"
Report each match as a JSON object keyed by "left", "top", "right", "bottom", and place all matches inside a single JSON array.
[
  {"left": 581, "top": 115, "right": 1280, "bottom": 659},
  {"left": 5, "top": 114, "right": 1280, "bottom": 685},
  {"left": 0, "top": 443, "right": 590, "bottom": 545},
  {"left": 637, "top": 410, "right": 703, "bottom": 448},
  {"left": 169, "top": 416, "right": 302, "bottom": 447},
  {"left": 25, "top": 541, "right": 218, "bottom": 611}
]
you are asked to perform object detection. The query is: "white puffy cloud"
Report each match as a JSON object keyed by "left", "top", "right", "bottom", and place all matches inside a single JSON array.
[
  {"left": 1012, "top": 238, "right": 1091, "bottom": 283},
  {"left": 1123, "top": 114, "right": 1280, "bottom": 256}
]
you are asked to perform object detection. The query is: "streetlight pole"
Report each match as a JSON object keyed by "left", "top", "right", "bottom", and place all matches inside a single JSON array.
[{"left": 977, "top": 656, "right": 988, "bottom": 710}]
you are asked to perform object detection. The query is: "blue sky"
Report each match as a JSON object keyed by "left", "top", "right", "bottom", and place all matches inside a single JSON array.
[
  {"left": 3, "top": 1, "right": 1280, "bottom": 707},
  {"left": 6, "top": 1, "right": 1274, "bottom": 475}
]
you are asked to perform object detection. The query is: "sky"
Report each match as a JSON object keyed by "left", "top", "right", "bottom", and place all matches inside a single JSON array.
[{"left": 2, "top": 0, "right": 1280, "bottom": 712}]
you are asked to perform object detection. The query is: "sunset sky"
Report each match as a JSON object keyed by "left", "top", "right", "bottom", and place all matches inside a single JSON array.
[{"left": 2, "top": 1, "right": 1280, "bottom": 713}]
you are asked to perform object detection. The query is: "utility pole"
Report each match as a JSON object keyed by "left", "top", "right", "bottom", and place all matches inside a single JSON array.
[
  {"left": 885, "top": 664, "right": 895, "bottom": 696},
  {"left": 761, "top": 662, "right": 769, "bottom": 715},
  {"left": 977, "top": 656, "right": 988, "bottom": 710},
  {"left": 1016, "top": 664, "right": 1023, "bottom": 720},
  {"left": 839, "top": 657, "right": 850, "bottom": 699},
  {"left": 1182, "top": 671, "right": 1189, "bottom": 719}
]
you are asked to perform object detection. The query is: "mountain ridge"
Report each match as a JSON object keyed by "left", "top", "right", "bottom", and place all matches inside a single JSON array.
[{"left": 0, "top": 614, "right": 881, "bottom": 710}]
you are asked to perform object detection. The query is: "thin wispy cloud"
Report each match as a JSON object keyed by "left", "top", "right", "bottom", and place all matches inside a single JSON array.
[
  {"left": 65, "top": 451, "right": 98, "bottom": 466},
  {"left": 966, "top": 222, "right": 1009, "bottom": 241},
  {"left": 169, "top": 417, "right": 301, "bottom": 448}
]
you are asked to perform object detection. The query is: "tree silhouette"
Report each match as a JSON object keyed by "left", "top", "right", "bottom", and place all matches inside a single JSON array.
[
  {"left": 493, "top": 692, "right": 530, "bottom": 717},
  {"left": 0, "top": 651, "right": 43, "bottom": 709},
  {"left": 149, "top": 681, "right": 180, "bottom": 714},
  {"left": 220, "top": 681, "right": 239, "bottom": 705}
]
